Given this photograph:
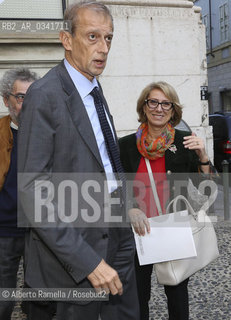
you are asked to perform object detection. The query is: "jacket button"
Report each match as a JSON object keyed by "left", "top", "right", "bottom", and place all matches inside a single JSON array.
[
  {"left": 102, "top": 233, "right": 108, "bottom": 239},
  {"left": 167, "top": 170, "right": 172, "bottom": 175}
]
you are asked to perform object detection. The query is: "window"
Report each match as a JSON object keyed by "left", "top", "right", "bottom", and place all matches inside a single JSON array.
[
  {"left": 221, "top": 90, "right": 231, "bottom": 112},
  {"left": 0, "top": 0, "right": 66, "bottom": 40},
  {"left": 219, "top": 2, "right": 229, "bottom": 43},
  {"left": 222, "top": 47, "right": 230, "bottom": 59},
  {"left": 0, "top": 0, "right": 65, "bottom": 19},
  {"left": 202, "top": 14, "right": 210, "bottom": 50}
]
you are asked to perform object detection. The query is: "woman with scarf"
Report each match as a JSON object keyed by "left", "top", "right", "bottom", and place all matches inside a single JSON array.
[{"left": 119, "top": 81, "right": 211, "bottom": 320}]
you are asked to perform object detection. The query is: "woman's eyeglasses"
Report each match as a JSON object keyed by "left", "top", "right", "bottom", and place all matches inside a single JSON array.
[{"left": 145, "top": 99, "right": 174, "bottom": 111}]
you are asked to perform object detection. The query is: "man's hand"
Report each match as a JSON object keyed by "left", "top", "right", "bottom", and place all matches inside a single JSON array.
[
  {"left": 128, "top": 208, "right": 150, "bottom": 236},
  {"left": 87, "top": 259, "right": 123, "bottom": 295}
]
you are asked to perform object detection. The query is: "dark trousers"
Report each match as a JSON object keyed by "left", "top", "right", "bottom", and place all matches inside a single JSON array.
[
  {"left": 56, "top": 228, "right": 139, "bottom": 320},
  {"left": 25, "top": 301, "right": 56, "bottom": 320},
  {"left": 27, "top": 228, "right": 139, "bottom": 320},
  {"left": 0, "top": 236, "right": 25, "bottom": 320},
  {"left": 135, "top": 254, "right": 189, "bottom": 320}
]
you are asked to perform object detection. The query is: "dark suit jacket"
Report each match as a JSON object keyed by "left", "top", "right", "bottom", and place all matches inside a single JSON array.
[{"left": 18, "top": 61, "right": 123, "bottom": 295}]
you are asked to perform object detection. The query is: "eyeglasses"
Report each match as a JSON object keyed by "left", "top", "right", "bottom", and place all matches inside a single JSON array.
[
  {"left": 145, "top": 99, "right": 174, "bottom": 111},
  {"left": 8, "top": 93, "right": 25, "bottom": 103}
]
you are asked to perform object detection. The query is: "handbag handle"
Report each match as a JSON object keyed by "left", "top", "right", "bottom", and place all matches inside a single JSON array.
[
  {"left": 166, "top": 195, "right": 197, "bottom": 219},
  {"left": 145, "top": 158, "right": 163, "bottom": 216},
  {"left": 145, "top": 159, "right": 198, "bottom": 220}
]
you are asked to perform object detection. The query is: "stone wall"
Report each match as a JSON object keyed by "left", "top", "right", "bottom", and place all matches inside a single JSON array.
[{"left": 99, "top": 0, "right": 213, "bottom": 159}]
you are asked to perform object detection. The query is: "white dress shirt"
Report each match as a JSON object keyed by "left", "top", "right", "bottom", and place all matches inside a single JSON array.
[{"left": 64, "top": 59, "right": 117, "bottom": 192}]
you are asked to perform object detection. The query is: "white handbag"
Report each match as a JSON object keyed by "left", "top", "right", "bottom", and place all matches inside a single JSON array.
[{"left": 145, "top": 159, "right": 220, "bottom": 286}]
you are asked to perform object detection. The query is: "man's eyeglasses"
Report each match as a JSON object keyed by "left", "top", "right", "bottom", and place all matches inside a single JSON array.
[
  {"left": 145, "top": 99, "right": 174, "bottom": 111},
  {"left": 8, "top": 93, "right": 25, "bottom": 103}
]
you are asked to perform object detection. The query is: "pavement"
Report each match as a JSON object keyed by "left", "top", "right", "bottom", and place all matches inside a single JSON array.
[
  {"left": 149, "top": 183, "right": 231, "bottom": 320},
  {"left": 11, "top": 184, "right": 231, "bottom": 320},
  {"left": 149, "top": 220, "right": 231, "bottom": 320}
]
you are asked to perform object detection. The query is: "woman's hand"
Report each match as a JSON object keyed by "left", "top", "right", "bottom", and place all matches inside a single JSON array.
[
  {"left": 128, "top": 208, "right": 150, "bottom": 236},
  {"left": 183, "top": 132, "right": 209, "bottom": 163}
]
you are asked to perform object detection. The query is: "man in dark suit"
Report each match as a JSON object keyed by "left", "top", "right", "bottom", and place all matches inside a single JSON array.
[{"left": 18, "top": 1, "right": 139, "bottom": 319}]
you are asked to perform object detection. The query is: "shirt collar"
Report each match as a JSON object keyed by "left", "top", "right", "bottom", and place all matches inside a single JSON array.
[
  {"left": 64, "top": 59, "right": 98, "bottom": 99},
  {"left": 10, "top": 121, "right": 18, "bottom": 130}
]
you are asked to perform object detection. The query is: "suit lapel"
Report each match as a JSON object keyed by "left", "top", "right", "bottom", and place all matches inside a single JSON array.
[{"left": 57, "top": 61, "right": 104, "bottom": 168}]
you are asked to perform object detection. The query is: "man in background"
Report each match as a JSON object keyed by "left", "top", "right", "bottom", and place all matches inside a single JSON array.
[{"left": 0, "top": 68, "right": 38, "bottom": 319}]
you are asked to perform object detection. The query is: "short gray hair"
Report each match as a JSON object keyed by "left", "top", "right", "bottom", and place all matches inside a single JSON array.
[
  {"left": 0, "top": 68, "right": 39, "bottom": 98},
  {"left": 64, "top": 0, "right": 113, "bottom": 35}
]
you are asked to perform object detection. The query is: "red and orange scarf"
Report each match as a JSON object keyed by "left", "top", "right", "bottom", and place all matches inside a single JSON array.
[{"left": 136, "top": 122, "right": 175, "bottom": 160}]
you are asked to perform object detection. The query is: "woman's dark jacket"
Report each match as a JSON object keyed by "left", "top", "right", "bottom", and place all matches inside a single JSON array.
[
  {"left": 119, "top": 129, "right": 199, "bottom": 175},
  {"left": 119, "top": 129, "right": 200, "bottom": 206}
]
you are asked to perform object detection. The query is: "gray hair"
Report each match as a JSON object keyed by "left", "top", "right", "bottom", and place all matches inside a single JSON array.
[
  {"left": 64, "top": 0, "right": 113, "bottom": 35},
  {"left": 0, "top": 68, "right": 39, "bottom": 98}
]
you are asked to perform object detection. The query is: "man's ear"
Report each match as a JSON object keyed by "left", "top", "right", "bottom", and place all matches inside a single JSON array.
[
  {"left": 59, "top": 31, "right": 72, "bottom": 51},
  {"left": 3, "top": 96, "right": 9, "bottom": 108}
]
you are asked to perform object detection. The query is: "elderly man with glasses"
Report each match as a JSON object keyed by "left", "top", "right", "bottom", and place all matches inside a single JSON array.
[{"left": 0, "top": 68, "right": 38, "bottom": 320}]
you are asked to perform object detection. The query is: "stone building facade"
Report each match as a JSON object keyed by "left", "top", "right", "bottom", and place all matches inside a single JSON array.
[
  {"left": 195, "top": 0, "right": 231, "bottom": 114},
  {"left": 0, "top": 0, "right": 213, "bottom": 158}
]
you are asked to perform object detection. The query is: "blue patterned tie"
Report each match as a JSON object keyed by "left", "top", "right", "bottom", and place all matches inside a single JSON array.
[{"left": 90, "top": 87, "right": 126, "bottom": 200}]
